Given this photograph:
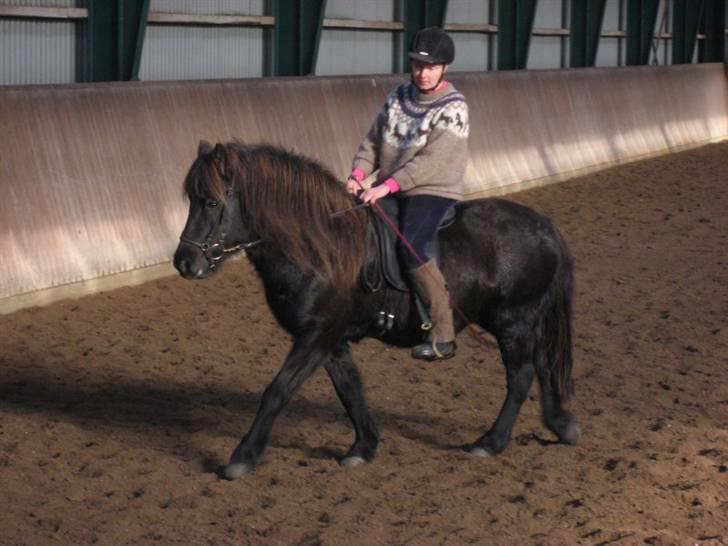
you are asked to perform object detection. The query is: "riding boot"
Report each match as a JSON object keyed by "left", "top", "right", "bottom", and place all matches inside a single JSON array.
[{"left": 409, "top": 260, "right": 456, "bottom": 361}]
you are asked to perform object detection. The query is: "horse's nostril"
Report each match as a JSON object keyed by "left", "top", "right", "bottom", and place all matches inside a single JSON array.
[{"left": 174, "top": 255, "right": 191, "bottom": 276}]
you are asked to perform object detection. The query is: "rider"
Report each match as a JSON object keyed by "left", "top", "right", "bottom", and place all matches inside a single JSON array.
[{"left": 345, "top": 27, "right": 469, "bottom": 361}]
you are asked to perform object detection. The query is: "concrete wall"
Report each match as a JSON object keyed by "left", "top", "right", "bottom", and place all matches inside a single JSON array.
[{"left": 1, "top": 64, "right": 726, "bottom": 308}]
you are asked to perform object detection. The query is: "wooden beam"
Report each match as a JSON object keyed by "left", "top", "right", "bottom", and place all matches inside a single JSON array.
[
  {"left": 146, "top": 12, "right": 274, "bottom": 27},
  {"left": 532, "top": 27, "right": 570, "bottom": 36},
  {"left": 601, "top": 30, "right": 628, "bottom": 37},
  {"left": 0, "top": 6, "right": 87, "bottom": 20},
  {"left": 444, "top": 23, "right": 498, "bottom": 33},
  {"left": 322, "top": 18, "right": 403, "bottom": 31}
]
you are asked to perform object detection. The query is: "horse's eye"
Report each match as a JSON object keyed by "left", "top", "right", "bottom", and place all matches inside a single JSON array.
[{"left": 206, "top": 199, "right": 219, "bottom": 208}]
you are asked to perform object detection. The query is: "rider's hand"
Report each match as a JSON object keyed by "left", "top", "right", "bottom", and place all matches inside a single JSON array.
[
  {"left": 345, "top": 177, "right": 362, "bottom": 195},
  {"left": 360, "top": 184, "right": 391, "bottom": 205}
]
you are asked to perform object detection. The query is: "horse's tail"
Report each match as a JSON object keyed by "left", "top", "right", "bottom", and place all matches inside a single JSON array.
[{"left": 539, "top": 230, "right": 575, "bottom": 401}]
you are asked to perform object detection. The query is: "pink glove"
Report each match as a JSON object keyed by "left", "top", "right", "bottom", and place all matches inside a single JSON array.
[
  {"left": 360, "top": 177, "right": 399, "bottom": 204},
  {"left": 345, "top": 168, "right": 366, "bottom": 195}
]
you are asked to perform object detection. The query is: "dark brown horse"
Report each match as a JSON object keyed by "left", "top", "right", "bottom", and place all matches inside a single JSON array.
[{"left": 174, "top": 140, "right": 580, "bottom": 479}]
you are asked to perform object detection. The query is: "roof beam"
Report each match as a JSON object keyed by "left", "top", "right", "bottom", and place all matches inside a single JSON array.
[
  {"left": 82, "top": 0, "right": 149, "bottom": 82},
  {"left": 672, "top": 0, "right": 704, "bottom": 64},
  {"left": 699, "top": 0, "right": 726, "bottom": 62},
  {"left": 272, "top": 0, "right": 327, "bottom": 76},
  {"left": 497, "top": 0, "right": 537, "bottom": 70},
  {"left": 626, "top": 0, "right": 660, "bottom": 65},
  {"left": 570, "top": 0, "right": 607, "bottom": 67}
]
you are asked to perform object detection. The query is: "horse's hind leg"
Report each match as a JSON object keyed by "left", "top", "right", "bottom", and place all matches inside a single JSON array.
[
  {"left": 535, "top": 352, "right": 581, "bottom": 445},
  {"left": 323, "top": 343, "right": 379, "bottom": 467},
  {"left": 468, "top": 327, "right": 536, "bottom": 457}
]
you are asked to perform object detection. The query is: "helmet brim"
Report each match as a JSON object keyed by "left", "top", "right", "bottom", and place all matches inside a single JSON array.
[{"left": 408, "top": 52, "right": 447, "bottom": 65}]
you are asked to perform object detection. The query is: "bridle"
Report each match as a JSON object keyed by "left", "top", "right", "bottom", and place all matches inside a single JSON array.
[{"left": 178, "top": 178, "right": 262, "bottom": 271}]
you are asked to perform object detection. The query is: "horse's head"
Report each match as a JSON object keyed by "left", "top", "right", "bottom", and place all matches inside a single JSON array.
[
  {"left": 174, "top": 140, "right": 254, "bottom": 279},
  {"left": 176, "top": 139, "right": 369, "bottom": 288}
]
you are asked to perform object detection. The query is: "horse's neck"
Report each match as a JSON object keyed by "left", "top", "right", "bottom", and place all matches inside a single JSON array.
[{"left": 247, "top": 246, "right": 309, "bottom": 298}]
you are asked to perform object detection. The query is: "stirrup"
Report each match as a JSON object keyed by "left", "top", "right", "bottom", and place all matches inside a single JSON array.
[{"left": 412, "top": 341, "right": 456, "bottom": 362}]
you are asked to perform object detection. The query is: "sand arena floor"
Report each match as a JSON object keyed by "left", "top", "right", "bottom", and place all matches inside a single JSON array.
[{"left": 1, "top": 142, "right": 727, "bottom": 545}]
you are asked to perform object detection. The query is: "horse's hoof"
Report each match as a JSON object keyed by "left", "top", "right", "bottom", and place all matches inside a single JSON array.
[
  {"left": 561, "top": 422, "right": 582, "bottom": 445},
  {"left": 222, "top": 463, "right": 254, "bottom": 480},
  {"left": 341, "top": 456, "right": 367, "bottom": 468},
  {"left": 468, "top": 445, "right": 495, "bottom": 458}
]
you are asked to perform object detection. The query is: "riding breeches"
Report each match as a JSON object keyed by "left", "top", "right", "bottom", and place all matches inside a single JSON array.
[{"left": 397, "top": 195, "right": 456, "bottom": 270}]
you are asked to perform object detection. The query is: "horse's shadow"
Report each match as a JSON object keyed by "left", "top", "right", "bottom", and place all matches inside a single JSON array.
[{"left": 0, "top": 359, "right": 481, "bottom": 471}]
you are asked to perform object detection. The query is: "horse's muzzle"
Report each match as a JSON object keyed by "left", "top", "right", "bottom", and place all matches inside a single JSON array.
[{"left": 173, "top": 244, "right": 214, "bottom": 279}]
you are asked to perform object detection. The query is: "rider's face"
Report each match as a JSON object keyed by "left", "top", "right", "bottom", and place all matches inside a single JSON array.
[{"left": 411, "top": 61, "right": 448, "bottom": 92}]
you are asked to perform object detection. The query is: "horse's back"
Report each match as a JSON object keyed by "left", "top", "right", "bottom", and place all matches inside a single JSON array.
[
  {"left": 457, "top": 197, "right": 559, "bottom": 236},
  {"left": 442, "top": 197, "right": 572, "bottom": 309}
]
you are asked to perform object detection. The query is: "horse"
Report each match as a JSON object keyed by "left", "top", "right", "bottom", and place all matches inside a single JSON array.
[{"left": 173, "top": 140, "right": 580, "bottom": 480}]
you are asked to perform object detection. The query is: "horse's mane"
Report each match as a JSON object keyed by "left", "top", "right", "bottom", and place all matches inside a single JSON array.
[{"left": 185, "top": 141, "right": 369, "bottom": 289}]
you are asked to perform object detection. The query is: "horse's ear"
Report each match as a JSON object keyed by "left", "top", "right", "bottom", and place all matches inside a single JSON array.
[
  {"left": 213, "top": 143, "right": 226, "bottom": 158},
  {"left": 211, "top": 143, "right": 233, "bottom": 176},
  {"left": 212, "top": 143, "right": 229, "bottom": 169},
  {"left": 198, "top": 140, "right": 214, "bottom": 157}
]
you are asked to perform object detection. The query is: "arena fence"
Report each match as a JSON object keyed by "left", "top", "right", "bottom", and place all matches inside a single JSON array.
[{"left": 1, "top": 63, "right": 726, "bottom": 311}]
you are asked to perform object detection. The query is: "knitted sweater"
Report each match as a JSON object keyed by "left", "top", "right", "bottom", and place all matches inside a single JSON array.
[{"left": 352, "top": 81, "right": 469, "bottom": 200}]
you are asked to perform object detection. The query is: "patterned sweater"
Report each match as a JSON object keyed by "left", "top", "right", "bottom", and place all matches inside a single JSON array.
[{"left": 352, "top": 82, "right": 469, "bottom": 200}]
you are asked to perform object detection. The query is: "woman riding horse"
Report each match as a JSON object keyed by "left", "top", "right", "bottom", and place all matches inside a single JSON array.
[{"left": 346, "top": 27, "right": 468, "bottom": 362}]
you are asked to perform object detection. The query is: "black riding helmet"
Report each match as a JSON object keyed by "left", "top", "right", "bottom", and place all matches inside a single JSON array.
[{"left": 408, "top": 27, "right": 455, "bottom": 65}]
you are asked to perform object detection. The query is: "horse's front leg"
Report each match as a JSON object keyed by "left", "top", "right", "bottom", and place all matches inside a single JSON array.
[
  {"left": 224, "top": 335, "right": 331, "bottom": 479},
  {"left": 324, "top": 343, "right": 379, "bottom": 467}
]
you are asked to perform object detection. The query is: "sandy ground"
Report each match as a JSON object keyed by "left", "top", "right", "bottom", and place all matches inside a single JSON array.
[{"left": 1, "top": 142, "right": 727, "bottom": 546}]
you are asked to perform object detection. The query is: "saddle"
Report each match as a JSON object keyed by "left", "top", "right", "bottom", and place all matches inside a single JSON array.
[{"left": 360, "top": 197, "right": 456, "bottom": 333}]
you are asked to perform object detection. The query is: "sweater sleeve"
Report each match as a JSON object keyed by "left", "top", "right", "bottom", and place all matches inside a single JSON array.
[
  {"left": 390, "top": 100, "right": 469, "bottom": 192},
  {"left": 351, "top": 121, "right": 380, "bottom": 176}
]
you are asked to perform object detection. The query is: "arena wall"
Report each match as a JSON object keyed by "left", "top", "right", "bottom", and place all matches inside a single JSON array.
[{"left": 1, "top": 63, "right": 726, "bottom": 310}]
